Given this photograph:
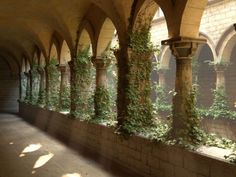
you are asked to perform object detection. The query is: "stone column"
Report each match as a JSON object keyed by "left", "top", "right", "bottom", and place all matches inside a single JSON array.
[
  {"left": 162, "top": 37, "right": 205, "bottom": 137},
  {"left": 68, "top": 60, "right": 76, "bottom": 116},
  {"left": 92, "top": 56, "right": 111, "bottom": 117},
  {"left": 44, "top": 65, "right": 50, "bottom": 108},
  {"left": 24, "top": 71, "right": 32, "bottom": 102},
  {"left": 158, "top": 68, "right": 167, "bottom": 88},
  {"left": 92, "top": 57, "right": 111, "bottom": 88},
  {"left": 19, "top": 72, "right": 24, "bottom": 100},
  {"left": 58, "top": 65, "right": 69, "bottom": 110},
  {"left": 215, "top": 64, "right": 227, "bottom": 89},
  {"left": 37, "top": 67, "right": 46, "bottom": 104},
  {"left": 114, "top": 46, "right": 129, "bottom": 125}
]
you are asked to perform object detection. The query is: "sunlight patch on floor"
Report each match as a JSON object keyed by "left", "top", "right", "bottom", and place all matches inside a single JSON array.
[
  {"left": 33, "top": 152, "right": 54, "bottom": 169},
  {"left": 62, "top": 173, "right": 82, "bottom": 177},
  {"left": 22, "top": 143, "right": 42, "bottom": 153}
]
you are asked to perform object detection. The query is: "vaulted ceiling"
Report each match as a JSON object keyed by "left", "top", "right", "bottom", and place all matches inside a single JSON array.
[{"left": 0, "top": 0, "right": 208, "bottom": 75}]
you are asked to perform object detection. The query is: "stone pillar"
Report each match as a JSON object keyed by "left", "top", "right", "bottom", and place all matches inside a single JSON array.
[
  {"left": 19, "top": 72, "right": 24, "bottom": 100},
  {"left": 92, "top": 57, "right": 111, "bottom": 118},
  {"left": 37, "top": 67, "right": 46, "bottom": 104},
  {"left": 158, "top": 68, "right": 167, "bottom": 88},
  {"left": 24, "top": 71, "right": 32, "bottom": 102},
  {"left": 92, "top": 57, "right": 111, "bottom": 88},
  {"left": 44, "top": 65, "right": 50, "bottom": 108},
  {"left": 68, "top": 60, "right": 76, "bottom": 116},
  {"left": 114, "top": 46, "right": 129, "bottom": 125},
  {"left": 58, "top": 65, "right": 69, "bottom": 110},
  {"left": 215, "top": 64, "right": 227, "bottom": 89},
  {"left": 162, "top": 37, "right": 205, "bottom": 137}
]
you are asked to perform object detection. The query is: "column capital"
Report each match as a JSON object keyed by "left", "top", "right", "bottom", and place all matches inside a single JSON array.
[
  {"left": 158, "top": 67, "right": 169, "bottom": 74},
  {"left": 57, "top": 65, "right": 67, "bottom": 73},
  {"left": 162, "top": 37, "right": 206, "bottom": 59},
  {"left": 92, "top": 56, "right": 111, "bottom": 69},
  {"left": 214, "top": 63, "right": 228, "bottom": 72},
  {"left": 37, "top": 66, "right": 45, "bottom": 74}
]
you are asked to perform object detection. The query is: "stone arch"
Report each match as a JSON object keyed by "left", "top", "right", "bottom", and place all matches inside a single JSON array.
[
  {"left": 32, "top": 49, "right": 39, "bottom": 66},
  {"left": 195, "top": 43, "right": 216, "bottom": 107},
  {"left": 96, "top": 18, "right": 116, "bottom": 56},
  {"left": 180, "top": 0, "right": 208, "bottom": 38},
  {"left": 49, "top": 43, "right": 59, "bottom": 63},
  {"left": 159, "top": 46, "right": 172, "bottom": 69},
  {"left": 60, "top": 40, "right": 71, "bottom": 65},
  {"left": 78, "top": 29, "right": 92, "bottom": 52},
  {"left": 219, "top": 27, "right": 236, "bottom": 109},
  {"left": 199, "top": 32, "right": 217, "bottom": 62},
  {"left": 39, "top": 52, "right": 46, "bottom": 67},
  {"left": 24, "top": 57, "right": 31, "bottom": 72},
  {"left": 217, "top": 25, "right": 236, "bottom": 63},
  {"left": 21, "top": 57, "right": 26, "bottom": 73},
  {"left": 133, "top": 0, "right": 159, "bottom": 30}
]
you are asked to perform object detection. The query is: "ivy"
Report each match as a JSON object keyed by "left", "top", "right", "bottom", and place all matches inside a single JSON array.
[
  {"left": 152, "top": 85, "right": 171, "bottom": 116},
  {"left": 60, "top": 84, "right": 70, "bottom": 112},
  {"left": 30, "top": 64, "right": 40, "bottom": 105},
  {"left": 120, "top": 24, "right": 159, "bottom": 134},
  {"left": 37, "top": 90, "right": 46, "bottom": 107},
  {"left": 47, "top": 58, "right": 60, "bottom": 110},
  {"left": 71, "top": 47, "right": 94, "bottom": 120},
  {"left": 93, "top": 86, "right": 114, "bottom": 123},
  {"left": 180, "top": 87, "right": 206, "bottom": 145},
  {"left": 199, "top": 87, "right": 236, "bottom": 120}
]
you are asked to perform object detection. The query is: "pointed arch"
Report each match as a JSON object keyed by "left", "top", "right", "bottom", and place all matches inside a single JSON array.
[
  {"left": 60, "top": 40, "right": 71, "bottom": 65},
  {"left": 96, "top": 18, "right": 116, "bottom": 56},
  {"left": 216, "top": 25, "right": 236, "bottom": 63},
  {"left": 49, "top": 43, "right": 59, "bottom": 63},
  {"left": 78, "top": 29, "right": 92, "bottom": 51}
]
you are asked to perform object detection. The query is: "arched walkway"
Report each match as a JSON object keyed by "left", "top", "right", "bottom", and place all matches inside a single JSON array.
[{"left": 0, "top": 113, "right": 138, "bottom": 177}]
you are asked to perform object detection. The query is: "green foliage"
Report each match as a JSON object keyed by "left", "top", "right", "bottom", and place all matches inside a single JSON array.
[
  {"left": 120, "top": 25, "right": 158, "bottom": 134},
  {"left": 152, "top": 85, "right": 171, "bottom": 115},
  {"left": 143, "top": 121, "right": 171, "bottom": 142},
  {"left": 171, "top": 86, "right": 206, "bottom": 148},
  {"left": 224, "top": 153, "right": 236, "bottom": 163},
  {"left": 93, "top": 86, "right": 115, "bottom": 122},
  {"left": 21, "top": 73, "right": 28, "bottom": 101},
  {"left": 30, "top": 64, "right": 40, "bottom": 105},
  {"left": 129, "top": 25, "right": 158, "bottom": 54},
  {"left": 37, "top": 90, "right": 46, "bottom": 107},
  {"left": 102, "top": 45, "right": 118, "bottom": 113},
  {"left": 199, "top": 87, "right": 236, "bottom": 120},
  {"left": 183, "top": 87, "right": 206, "bottom": 145},
  {"left": 72, "top": 47, "right": 94, "bottom": 120},
  {"left": 48, "top": 58, "right": 60, "bottom": 110},
  {"left": 60, "top": 84, "right": 70, "bottom": 112},
  {"left": 192, "top": 57, "right": 199, "bottom": 84}
]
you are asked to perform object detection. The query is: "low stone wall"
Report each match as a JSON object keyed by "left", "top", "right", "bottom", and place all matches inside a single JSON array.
[
  {"left": 202, "top": 118, "right": 236, "bottom": 141},
  {"left": 19, "top": 102, "right": 236, "bottom": 177}
]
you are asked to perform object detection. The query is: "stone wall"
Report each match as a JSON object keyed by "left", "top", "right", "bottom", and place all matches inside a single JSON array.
[
  {"left": 151, "top": 0, "right": 236, "bottom": 46},
  {"left": 202, "top": 118, "right": 236, "bottom": 141},
  {"left": 19, "top": 102, "right": 236, "bottom": 177},
  {"left": 0, "top": 59, "right": 19, "bottom": 113}
]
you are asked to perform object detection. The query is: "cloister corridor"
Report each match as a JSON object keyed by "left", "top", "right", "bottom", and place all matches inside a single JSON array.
[
  {"left": 0, "top": 114, "right": 136, "bottom": 177},
  {"left": 0, "top": 0, "right": 236, "bottom": 176}
]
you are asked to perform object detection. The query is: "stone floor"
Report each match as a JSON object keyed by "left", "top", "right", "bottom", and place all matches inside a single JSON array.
[{"left": 0, "top": 114, "right": 134, "bottom": 177}]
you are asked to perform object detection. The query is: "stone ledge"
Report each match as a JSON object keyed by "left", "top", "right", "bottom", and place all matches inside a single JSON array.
[{"left": 18, "top": 102, "right": 236, "bottom": 177}]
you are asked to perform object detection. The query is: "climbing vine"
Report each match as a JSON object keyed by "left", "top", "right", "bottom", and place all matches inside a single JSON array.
[
  {"left": 60, "top": 84, "right": 70, "bottom": 112},
  {"left": 72, "top": 47, "right": 94, "bottom": 120},
  {"left": 120, "top": 24, "right": 159, "bottom": 134},
  {"left": 47, "top": 58, "right": 60, "bottom": 110},
  {"left": 152, "top": 85, "right": 171, "bottom": 116},
  {"left": 30, "top": 64, "right": 40, "bottom": 105},
  {"left": 199, "top": 87, "right": 236, "bottom": 120}
]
